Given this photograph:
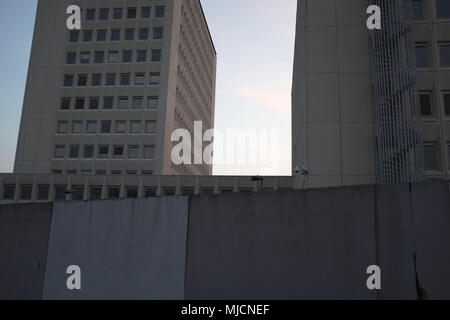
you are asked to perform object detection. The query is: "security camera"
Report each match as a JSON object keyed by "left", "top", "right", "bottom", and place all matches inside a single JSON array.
[{"left": 294, "top": 165, "right": 309, "bottom": 175}]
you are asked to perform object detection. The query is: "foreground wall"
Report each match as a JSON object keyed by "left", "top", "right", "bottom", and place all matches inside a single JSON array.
[{"left": 0, "top": 182, "right": 449, "bottom": 300}]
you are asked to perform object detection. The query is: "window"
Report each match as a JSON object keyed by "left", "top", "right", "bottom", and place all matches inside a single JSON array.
[
  {"left": 83, "top": 30, "right": 93, "bottom": 42},
  {"left": 436, "top": 0, "right": 450, "bottom": 18},
  {"left": 438, "top": 43, "right": 450, "bottom": 67},
  {"left": 111, "top": 29, "right": 121, "bottom": 41},
  {"left": 99, "top": 146, "right": 109, "bottom": 159},
  {"left": 69, "top": 145, "right": 80, "bottom": 159},
  {"left": 127, "top": 187, "right": 138, "bottom": 198},
  {"left": 120, "top": 73, "right": 131, "bottom": 86},
  {"left": 94, "top": 51, "right": 104, "bottom": 63},
  {"left": 78, "top": 74, "right": 88, "bottom": 86},
  {"left": 135, "top": 73, "right": 145, "bottom": 85},
  {"left": 115, "top": 120, "right": 127, "bottom": 134},
  {"left": 106, "top": 73, "right": 116, "bottom": 86},
  {"left": 90, "top": 186, "right": 102, "bottom": 200},
  {"left": 145, "top": 120, "right": 157, "bottom": 134},
  {"left": 21, "top": 185, "right": 32, "bottom": 200},
  {"left": 91, "top": 74, "right": 102, "bottom": 86},
  {"left": 75, "top": 98, "right": 85, "bottom": 110},
  {"left": 109, "top": 187, "right": 120, "bottom": 199},
  {"left": 72, "top": 186, "right": 84, "bottom": 201},
  {"left": 104, "top": 97, "right": 114, "bottom": 110},
  {"left": 155, "top": 6, "right": 165, "bottom": 17},
  {"left": 108, "top": 51, "right": 119, "bottom": 63},
  {"left": 424, "top": 143, "right": 438, "bottom": 170},
  {"left": 113, "top": 146, "right": 124, "bottom": 159},
  {"left": 148, "top": 96, "right": 159, "bottom": 109},
  {"left": 64, "top": 75, "right": 74, "bottom": 87},
  {"left": 99, "top": 8, "right": 109, "bottom": 20},
  {"left": 152, "top": 49, "right": 162, "bottom": 62},
  {"left": 111, "top": 171, "right": 122, "bottom": 176},
  {"left": 412, "top": 0, "right": 424, "bottom": 19},
  {"left": 125, "top": 29, "right": 135, "bottom": 40},
  {"left": 122, "top": 51, "right": 132, "bottom": 63},
  {"left": 119, "top": 97, "right": 129, "bottom": 109},
  {"left": 69, "top": 31, "right": 79, "bottom": 42},
  {"left": 72, "top": 121, "right": 82, "bottom": 134},
  {"left": 55, "top": 145, "right": 66, "bottom": 158},
  {"left": 86, "top": 121, "right": 97, "bottom": 134},
  {"left": 3, "top": 185, "right": 15, "bottom": 199},
  {"left": 153, "top": 28, "right": 163, "bottom": 40},
  {"left": 84, "top": 146, "right": 94, "bottom": 159},
  {"left": 419, "top": 91, "right": 433, "bottom": 116},
  {"left": 97, "top": 30, "right": 107, "bottom": 41},
  {"left": 80, "top": 52, "right": 90, "bottom": 64},
  {"left": 127, "top": 7, "right": 137, "bottom": 19},
  {"left": 131, "top": 121, "right": 141, "bottom": 134},
  {"left": 150, "top": 73, "right": 160, "bottom": 85},
  {"left": 89, "top": 97, "right": 99, "bottom": 109},
  {"left": 444, "top": 91, "right": 450, "bottom": 115},
  {"left": 141, "top": 7, "right": 151, "bottom": 18},
  {"left": 61, "top": 97, "right": 71, "bottom": 110},
  {"left": 139, "top": 28, "right": 149, "bottom": 40},
  {"left": 128, "top": 146, "right": 140, "bottom": 159},
  {"left": 66, "top": 52, "right": 76, "bottom": 64},
  {"left": 54, "top": 185, "right": 66, "bottom": 201},
  {"left": 415, "top": 44, "right": 428, "bottom": 68},
  {"left": 86, "top": 9, "right": 96, "bottom": 20},
  {"left": 133, "top": 97, "right": 144, "bottom": 109},
  {"left": 113, "top": 8, "right": 123, "bottom": 19},
  {"left": 101, "top": 121, "right": 112, "bottom": 134},
  {"left": 37, "top": 185, "right": 49, "bottom": 201},
  {"left": 143, "top": 146, "right": 155, "bottom": 159},
  {"left": 137, "top": 50, "right": 147, "bottom": 62},
  {"left": 57, "top": 121, "right": 68, "bottom": 134}
]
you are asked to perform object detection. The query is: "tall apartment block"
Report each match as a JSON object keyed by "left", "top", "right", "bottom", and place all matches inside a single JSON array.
[
  {"left": 292, "top": 0, "right": 450, "bottom": 188},
  {"left": 13, "top": 0, "right": 216, "bottom": 176}
]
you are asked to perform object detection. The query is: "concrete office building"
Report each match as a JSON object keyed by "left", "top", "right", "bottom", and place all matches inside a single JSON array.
[
  {"left": 13, "top": 0, "right": 217, "bottom": 177},
  {"left": 292, "top": 0, "right": 450, "bottom": 188}
]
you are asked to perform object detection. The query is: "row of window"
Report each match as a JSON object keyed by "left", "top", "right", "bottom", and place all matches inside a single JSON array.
[
  {"left": 60, "top": 96, "right": 159, "bottom": 111},
  {"left": 57, "top": 119, "right": 157, "bottom": 135},
  {"left": 84, "top": 6, "right": 165, "bottom": 21},
  {"left": 419, "top": 90, "right": 450, "bottom": 116},
  {"left": 424, "top": 143, "right": 450, "bottom": 170},
  {"left": 415, "top": 42, "right": 450, "bottom": 68},
  {"left": 69, "top": 27, "right": 163, "bottom": 42},
  {"left": 412, "top": 0, "right": 450, "bottom": 20},
  {"left": 54, "top": 144, "right": 155, "bottom": 160},
  {"left": 63, "top": 72, "right": 161, "bottom": 87},
  {"left": 66, "top": 49, "right": 161, "bottom": 65},
  {"left": 50, "top": 170, "right": 154, "bottom": 176}
]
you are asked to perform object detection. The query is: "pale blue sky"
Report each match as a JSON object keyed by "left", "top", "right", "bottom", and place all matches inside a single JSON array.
[{"left": 0, "top": 0, "right": 296, "bottom": 175}]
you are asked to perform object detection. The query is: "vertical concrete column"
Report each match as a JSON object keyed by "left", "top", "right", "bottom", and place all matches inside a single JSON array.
[
  {"left": 48, "top": 176, "right": 55, "bottom": 202},
  {"left": 138, "top": 178, "right": 145, "bottom": 198},
  {"left": 194, "top": 177, "right": 200, "bottom": 195},
  {"left": 65, "top": 177, "right": 72, "bottom": 202},
  {"left": 14, "top": 176, "right": 20, "bottom": 202},
  {"left": 101, "top": 178, "right": 108, "bottom": 200},
  {"left": 31, "top": 176, "right": 38, "bottom": 201},
  {"left": 213, "top": 179, "right": 220, "bottom": 195},
  {"left": 156, "top": 177, "right": 163, "bottom": 197},
  {"left": 119, "top": 178, "right": 126, "bottom": 199},
  {"left": 175, "top": 177, "right": 182, "bottom": 196},
  {"left": 273, "top": 178, "right": 279, "bottom": 191},
  {"left": 83, "top": 177, "right": 90, "bottom": 201},
  {"left": 233, "top": 178, "right": 239, "bottom": 193}
]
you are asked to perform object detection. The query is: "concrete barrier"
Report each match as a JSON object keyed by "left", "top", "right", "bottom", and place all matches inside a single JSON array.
[
  {"left": 0, "top": 203, "right": 53, "bottom": 300},
  {"left": 42, "top": 197, "right": 189, "bottom": 300}
]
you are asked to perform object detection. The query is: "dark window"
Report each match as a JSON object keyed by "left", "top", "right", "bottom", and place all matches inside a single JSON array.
[
  {"left": 424, "top": 144, "right": 438, "bottom": 170},
  {"left": 137, "top": 50, "right": 147, "bottom": 62},
  {"left": 66, "top": 52, "right": 76, "bottom": 64},
  {"left": 113, "top": 8, "right": 123, "bottom": 19},
  {"left": 37, "top": 185, "right": 49, "bottom": 201},
  {"left": 86, "top": 9, "right": 96, "bottom": 20},
  {"left": 99, "top": 8, "right": 109, "bottom": 20},
  {"left": 109, "top": 187, "right": 120, "bottom": 199},
  {"left": 72, "top": 186, "right": 84, "bottom": 201},
  {"left": 139, "top": 28, "right": 149, "bottom": 40},
  {"left": 80, "top": 52, "right": 90, "bottom": 64},
  {"left": 78, "top": 74, "right": 88, "bottom": 86},
  {"left": 152, "top": 49, "right": 162, "bottom": 62},
  {"left": 83, "top": 30, "right": 93, "bottom": 42},
  {"left": 125, "top": 29, "right": 135, "bottom": 40},
  {"left": 412, "top": 0, "right": 425, "bottom": 19},
  {"left": 111, "top": 29, "right": 121, "bottom": 41},
  {"left": 84, "top": 146, "right": 94, "bottom": 159},
  {"left": 75, "top": 98, "right": 85, "bottom": 109},
  {"left": 141, "top": 7, "right": 151, "bottom": 18},
  {"left": 444, "top": 92, "right": 450, "bottom": 115},
  {"left": 89, "top": 97, "right": 99, "bottom": 109},
  {"left": 94, "top": 51, "right": 104, "bottom": 63},
  {"left": 90, "top": 187, "right": 102, "bottom": 200},
  {"left": 145, "top": 187, "right": 157, "bottom": 197},
  {"left": 127, "top": 187, "right": 138, "bottom": 198},
  {"left": 55, "top": 186, "right": 66, "bottom": 202},
  {"left": 127, "top": 7, "right": 137, "bottom": 19},
  {"left": 97, "top": 30, "right": 107, "bottom": 41},
  {"left": 69, "top": 145, "right": 80, "bottom": 159},
  {"left": 153, "top": 28, "right": 163, "bottom": 40},
  {"left": 61, "top": 97, "right": 71, "bottom": 110},
  {"left": 106, "top": 74, "right": 116, "bottom": 86},
  {"left": 438, "top": 43, "right": 450, "bottom": 67},
  {"left": 120, "top": 73, "right": 131, "bottom": 85},
  {"left": 436, "top": 0, "right": 450, "bottom": 18},
  {"left": 415, "top": 45, "right": 428, "bottom": 68},
  {"left": 69, "top": 31, "right": 79, "bottom": 42},
  {"left": 122, "top": 50, "right": 132, "bottom": 63},
  {"left": 419, "top": 92, "right": 432, "bottom": 116},
  {"left": 20, "top": 185, "right": 32, "bottom": 200},
  {"left": 101, "top": 121, "right": 112, "bottom": 134},
  {"left": 64, "top": 75, "right": 74, "bottom": 87},
  {"left": 155, "top": 6, "right": 165, "bottom": 17},
  {"left": 92, "top": 74, "right": 102, "bottom": 86},
  {"left": 113, "top": 146, "right": 124, "bottom": 159},
  {"left": 103, "top": 97, "right": 114, "bottom": 109},
  {"left": 99, "top": 146, "right": 109, "bottom": 159}
]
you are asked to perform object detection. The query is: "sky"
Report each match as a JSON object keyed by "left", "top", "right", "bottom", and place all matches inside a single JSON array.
[{"left": 0, "top": 0, "right": 297, "bottom": 176}]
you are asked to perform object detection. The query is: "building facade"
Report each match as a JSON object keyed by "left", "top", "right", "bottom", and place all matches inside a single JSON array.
[
  {"left": 13, "top": 0, "right": 216, "bottom": 177},
  {"left": 292, "top": 0, "right": 450, "bottom": 188}
]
